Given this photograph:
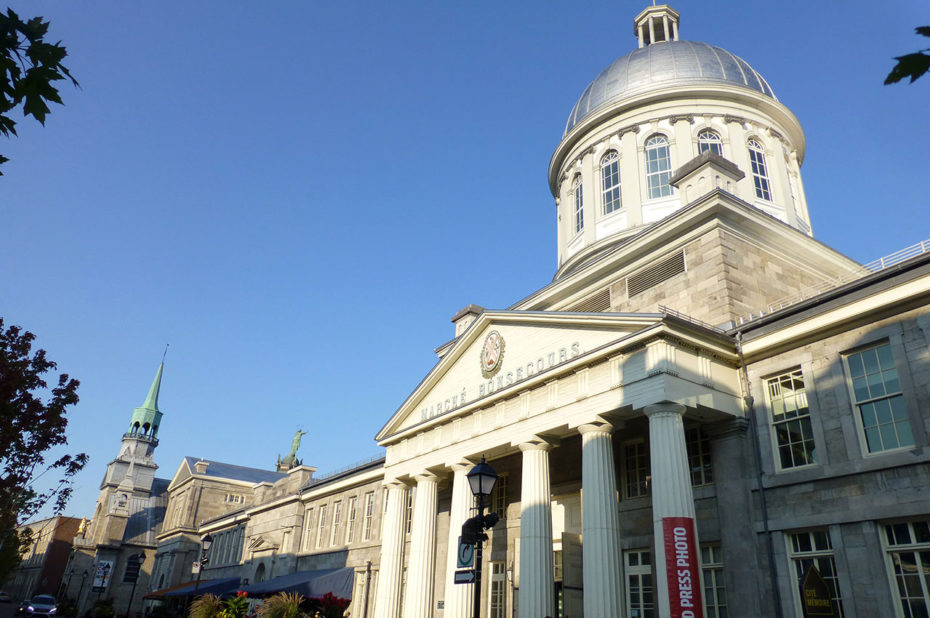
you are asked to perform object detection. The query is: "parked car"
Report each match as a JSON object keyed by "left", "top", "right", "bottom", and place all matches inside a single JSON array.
[
  {"left": 16, "top": 595, "right": 57, "bottom": 617},
  {"left": 0, "top": 591, "right": 11, "bottom": 602}
]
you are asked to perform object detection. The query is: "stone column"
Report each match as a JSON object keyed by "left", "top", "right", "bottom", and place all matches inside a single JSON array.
[
  {"left": 707, "top": 419, "right": 763, "bottom": 616},
  {"left": 442, "top": 463, "right": 475, "bottom": 618},
  {"left": 645, "top": 403, "right": 701, "bottom": 618},
  {"left": 579, "top": 422, "right": 623, "bottom": 617},
  {"left": 403, "top": 473, "right": 439, "bottom": 618},
  {"left": 373, "top": 483, "right": 407, "bottom": 618},
  {"left": 518, "top": 441, "right": 554, "bottom": 618}
]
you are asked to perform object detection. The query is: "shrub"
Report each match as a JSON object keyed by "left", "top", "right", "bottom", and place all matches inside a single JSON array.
[
  {"left": 188, "top": 594, "right": 223, "bottom": 618},
  {"left": 257, "top": 592, "right": 303, "bottom": 618}
]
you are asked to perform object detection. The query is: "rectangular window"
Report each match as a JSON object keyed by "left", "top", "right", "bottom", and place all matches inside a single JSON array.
[
  {"left": 685, "top": 427, "right": 713, "bottom": 486},
  {"left": 788, "top": 530, "right": 845, "bottom": 617},
  {"left": 846, "top": 342, "right": 914, "bottom": 453},
  {"left": 767, "top": 369, "right": 818, "bottom": 469},
  {"left": 748, "top": 142, "right": 772, "bottom": 201},
  {"left": 362, "top": 492, "right": 375, "bottom": 541},
  {"left": 625, "top": 549, "right": 654, "bottom": 618},
  {"left": 491, "top": 474, "right": 507, "bottom": 521},
  {"left": 316, "top": 504, "right": 328, "bottom": 549},
  {"left": 488, "top": 561, "right": 506, "bottom": 618},
  {"left": 345, "top": 496, "right": 358, "bottom": 545},
  {"left": 302, "top": 508, "right": 314, "bottom": 551},
  {"left": 884, "top": 520, "right": 930, "bottom": 618},
  {"left": 701, "top": 544, "right": 727, "bottom": 618},
  {"left": 573, "top": 177, "right": 584, "bottom": 234},
  {"left": 623, "top": 440, "right": 650, "bottom": 498},
  {"left": 330, "top": 501, "right": 343, "bottom": 547},
  {"left": 405, "top": 489, "right": 414, "bottom": 535}
]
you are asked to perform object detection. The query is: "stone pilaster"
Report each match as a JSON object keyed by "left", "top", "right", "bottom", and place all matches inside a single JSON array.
[
  {"left": 442, "top": 463, "right": 475, "bottom": 618},
  {"left": 373, "top": 483, "right": 407, "bottom": 618},
  {"left": 645, "top": 403, "right": 700, "bottom": 618},
  {"left": 579, "top": 422, "right": 624, "bottom": 617},
  {"left": 706, "top": 418, "right": 763, "bottom": 616},
  {"left": 518, "top": 440, "right": 555, "bottom": 618},
  {"left": 403, "top": 473, "right": 439, "bottom": 618}
]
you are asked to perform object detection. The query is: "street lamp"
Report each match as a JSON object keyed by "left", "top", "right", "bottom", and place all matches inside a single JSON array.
[
  {"left": 192, "top": 534, "right": 213, "bottom": 597},
  {"left": 466, "top": 457, "right": 498, "bottom": 618},
  {"left": 77, "top": 570, "right": 88, "bottom": 616},
  {"left": 126, "top": 552, "right": 146, "bottom": 618}
]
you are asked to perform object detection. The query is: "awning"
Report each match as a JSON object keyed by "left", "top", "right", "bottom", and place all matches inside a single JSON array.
[
  {"left": 144, "top": 577, "right": 241, "bottom": 599},
  {"left": 239, "top": 568, "right": 353, "bottom": 600}
]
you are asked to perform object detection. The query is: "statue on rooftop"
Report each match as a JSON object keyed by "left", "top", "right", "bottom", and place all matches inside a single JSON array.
[{"left": 278, "top": 429, "right": 307, "bottom": 470}]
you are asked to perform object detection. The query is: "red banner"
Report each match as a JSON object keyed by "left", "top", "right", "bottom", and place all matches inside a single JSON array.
[{"left": 662, "top": 517, "right": 704, "bottom": 618}]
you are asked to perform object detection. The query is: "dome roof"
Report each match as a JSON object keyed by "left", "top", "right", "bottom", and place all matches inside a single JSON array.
[{"left": 564, "top": 40, "right": 776, "bottom": 135}]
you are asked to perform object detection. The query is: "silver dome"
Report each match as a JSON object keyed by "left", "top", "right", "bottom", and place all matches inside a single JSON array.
[{"left": 564, "top": 40, "right": 776, "bottom": 135}]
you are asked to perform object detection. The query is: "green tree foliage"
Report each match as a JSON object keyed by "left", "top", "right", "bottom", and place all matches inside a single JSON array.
[
  {"left": 885, "top": 26, "right": 930, "bottom": 84},
  {"left": 0, "top": 319, "right": 87, "bottom": 583},
  {"left": 0, "top": 8, "right": 78, "bottom": 174}
]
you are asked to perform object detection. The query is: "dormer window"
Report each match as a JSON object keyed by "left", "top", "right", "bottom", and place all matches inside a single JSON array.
[
  {"left": 697, "top": 129, "right": 722, "bottom": 156},
  {"left": 600, "top": 151, "right": 622, "bottom": 215},
  {"left": 572, "top": 175, "right": 584, "bottom": 234},
  {"left": 748, "top": 138, "right": 772, "bottom": 201},
  {"left": 645, "top": 135, "right": 673, "bottom": 199}
]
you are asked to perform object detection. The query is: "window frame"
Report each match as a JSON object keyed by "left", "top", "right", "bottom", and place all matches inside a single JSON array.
[
  {"left": 316, "top": 503, "right": 328, "bottom": 549},
  {"left": 491, "top": 474, "right": 507, "bottom": 522},
  {"left": 644, "top": 134, "right": 674, "bottom": 200},
  {"left": 330, "top": 500, "right": 343, "bottom": 547},
  {"left": 765, "top": 367, "right": 819, "bottom": 471},
  {"left": 362, "top": 491, "right": 375, "bottom": 541},
  {"left": 685, "top": 426, "right": 714, "bottom": 486},
  {"left": 843, "top": 341, "right": 915, "bottom": 456},
  {"left": 701, "top": 543, "right": 727, "bottom": 618},
  {"left": 302, "top": 507, "right": 314, "bottom": 552},
  {"left": 572, "top": 174, "right": 584, "bottom": 235},
  {"left": 786, "top": 529, "right": 846, "bottom": 617},
  {"left": 882, "top": 519, "right": 930, "bottom": 618},
  {"left": 697, "top": 128, "right": 723, "bottom": 156},
  {"left": 345, "top": 495, "right": 358, "bottom": 545},
  {"left": 624, "top": 549, "right": 655, "bottom": 618},
  {"left": 600, "top": 150, "right": 622, "bottom": 216},
  {"left": 747, "top": 137, "right": 773, "bottom": 201},
  {"left": 622, "top": 438, "right": 650, "bottom": 499}
]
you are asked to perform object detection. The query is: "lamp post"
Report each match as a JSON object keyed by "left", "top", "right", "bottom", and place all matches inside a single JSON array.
[
  {"left": 466, "top": 457, "right": 498, "bottom": 618},
  {"left": 126, "top": 551, "right": 146, "bottom": 618},
  {"left": 192, "top": 534, "right": 213, "bottom": 597},
  {"left": 77, "top": 570, "right": 88, "bottom": 614}
]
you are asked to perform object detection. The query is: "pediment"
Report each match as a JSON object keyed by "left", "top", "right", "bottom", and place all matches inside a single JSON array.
[
  {"left": 166, "top": 459, "right": 193, "bottom": 491},
  {"left": 377, "top": 311, "right": 664, "bottom": 441}
]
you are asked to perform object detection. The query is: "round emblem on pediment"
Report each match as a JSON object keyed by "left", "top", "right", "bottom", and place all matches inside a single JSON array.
[{"left": 480, "top": 330, "right": 505, "bottom": 379}]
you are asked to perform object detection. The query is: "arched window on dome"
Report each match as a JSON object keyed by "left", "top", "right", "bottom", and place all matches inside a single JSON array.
[
  {"left": 697, "top": 129, "right": 723, "bottom": 156},
  {"left": 747, "top": 138, "right": 772, "bottom": 201},
  {"left": 572, "top": 174, "right": 584, "bottom": 234},
  {"left": 645, "top": 135, "right": 673, "bottom": 199},
  {"left": 600, "top": 151, "right": 622, "bottom": 215}
]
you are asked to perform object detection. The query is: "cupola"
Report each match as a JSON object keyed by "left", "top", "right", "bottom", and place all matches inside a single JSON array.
[{"left": 549, "top": 4, "right": 812, "bottom": 280}]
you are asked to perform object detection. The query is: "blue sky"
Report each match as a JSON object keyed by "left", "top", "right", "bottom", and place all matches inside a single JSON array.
[{"left": 3, "top": 1, "right": 928, "bottom": 521}]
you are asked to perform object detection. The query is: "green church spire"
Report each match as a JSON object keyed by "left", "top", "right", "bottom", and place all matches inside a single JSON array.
[{"left": 127, "top": 363, "right": 164, "bottom": 440}]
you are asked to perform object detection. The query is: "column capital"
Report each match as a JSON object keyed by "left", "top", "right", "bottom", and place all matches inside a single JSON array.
[
  {"left": 517, "top": 435, "right": 558, "bottom": 452},
  {"left": 578, "top": 420, "right": 618, "bottom": 436},
  {"left": 704, "top": 417, "right": 750, "bottom": 441},
  {"left": 413, "top": 471, "right": 441, "bottom": 484},
  {"left": 643, "top": 402, "right": 687, "bottom": 419},
  {"left": 448, "top": 460, "right": 475, "bottom": 474}
]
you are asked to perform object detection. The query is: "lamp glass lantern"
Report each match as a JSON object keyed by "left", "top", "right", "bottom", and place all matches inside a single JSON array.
[
  {"left": 466, "top": 457, "right": 498, "bottom": 498},
  {"left": 201, "top": 533, "right": 213, "bottom": 551}
]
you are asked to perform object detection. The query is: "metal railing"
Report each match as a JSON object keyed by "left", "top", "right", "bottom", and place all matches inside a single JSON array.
[
  {"left": 306, "top": 453, "right": 385, "bottom": 486},
  {"left": 658, "top": 305, "right": 726, "bottom": 333},
  {"left": 734, "top": 239, "right": 930, "bottom": 326}
]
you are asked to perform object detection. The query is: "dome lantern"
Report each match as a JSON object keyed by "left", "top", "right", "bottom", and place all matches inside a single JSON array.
[{"left": 634, "top": 4, "right": 680, "bottom": 48}]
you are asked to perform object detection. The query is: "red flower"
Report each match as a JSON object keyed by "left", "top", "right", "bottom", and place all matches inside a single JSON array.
[{"left": 236, "top": 591, "right": 248, "bottom": 598}]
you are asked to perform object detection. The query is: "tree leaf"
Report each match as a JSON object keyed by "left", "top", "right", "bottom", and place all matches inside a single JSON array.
[{"left": 885, "top": 51, "right": 930, "bottom": 84}]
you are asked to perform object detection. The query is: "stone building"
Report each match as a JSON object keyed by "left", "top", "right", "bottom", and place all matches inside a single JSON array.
[
  {"left": 125, "top": 4, "right": 930, "bottom": 617},
  {"left": 66, "top": 364, "right": 169, "bottom": 617},
  {"left": 5, "top": 516, "right": 82, "bottom": 600},
  {"left": 365, "top": 5, "right": 930, "bottom": 618}
]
